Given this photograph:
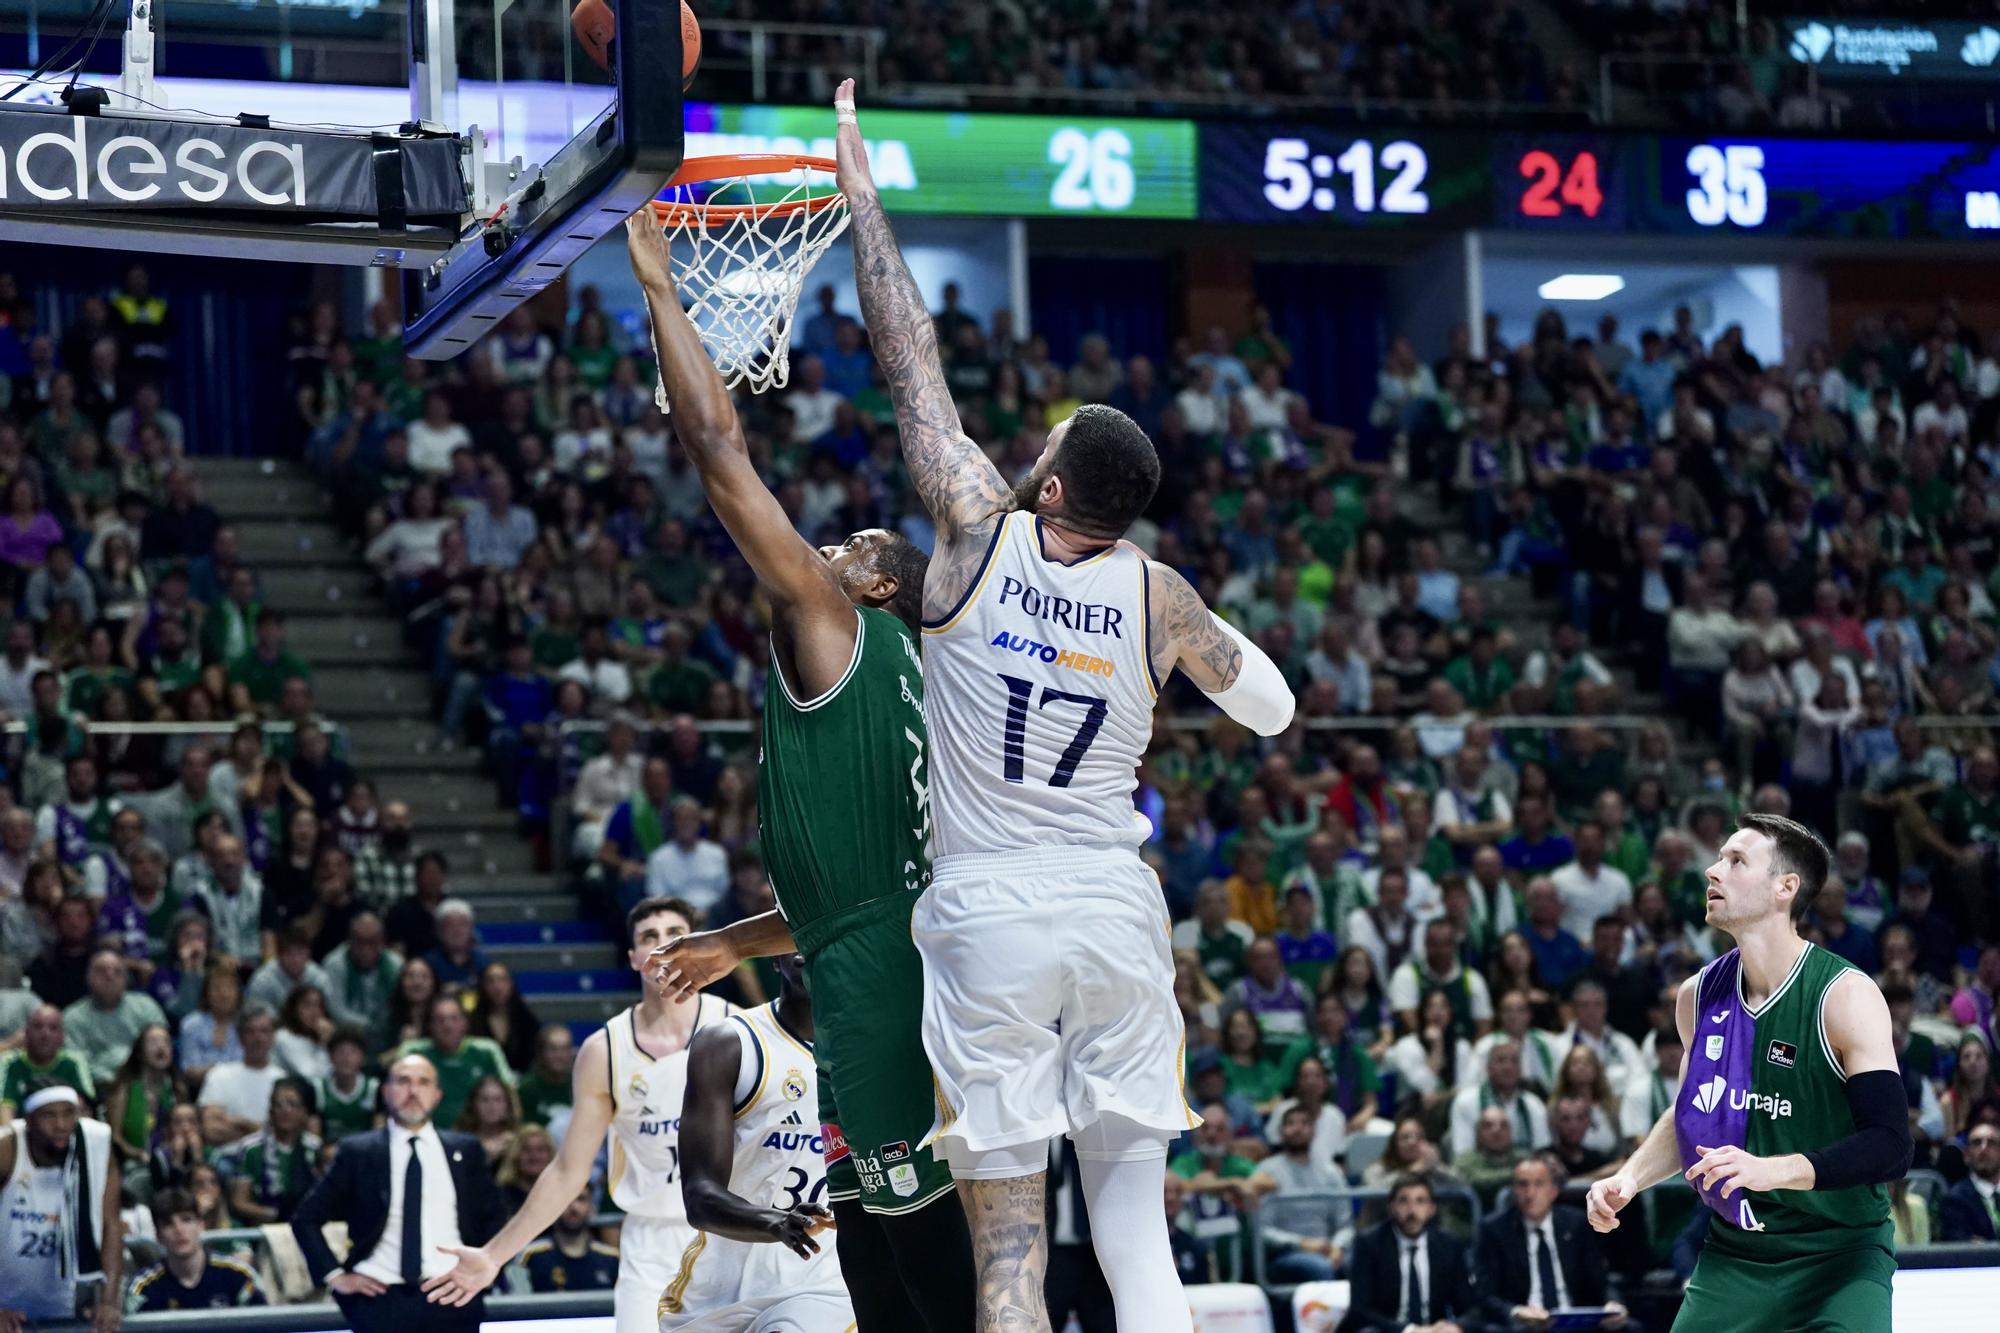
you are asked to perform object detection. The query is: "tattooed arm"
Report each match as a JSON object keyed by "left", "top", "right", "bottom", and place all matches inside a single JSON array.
[
  {"left": 832, "top": 81, "right": 1014, "bottom": 618},
  {"left": 1146, "top": 561, "right": 1296, "bottom": 735}
]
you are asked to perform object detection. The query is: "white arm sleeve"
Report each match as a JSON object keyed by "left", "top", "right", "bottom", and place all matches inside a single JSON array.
[{"left": 1200, "top": 612, "right": 1296, "bottom": 736}]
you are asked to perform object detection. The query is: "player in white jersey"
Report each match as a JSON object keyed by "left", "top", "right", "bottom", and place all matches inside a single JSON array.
[
  {"left": 661, "top": 957, "right": 850, "bottom": 1333},
  {"left": 424, "top": 897, "right": 736, "bottom": 1333},
  {"left": 0, "top": 1083, "right": 121, "bottom": 1332},
  {"left": 834, "top": 82, "right": 1295, "bottom": 1333}
]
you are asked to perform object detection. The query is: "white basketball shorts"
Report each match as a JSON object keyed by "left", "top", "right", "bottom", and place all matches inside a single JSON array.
[
  {"left": 913, "top": 844, "right": 1201, "bottom": 1171},
  {"left": 657, "top": 1230, "right": 851, "bottom": 1333},
  {"left": 617, "top": 1215, "right": 701, "bottom": 1333}
]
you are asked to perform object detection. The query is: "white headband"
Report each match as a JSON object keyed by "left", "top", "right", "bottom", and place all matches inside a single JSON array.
[{"left": 23, "top": 1085, "right": 80, "bottom": 1115}]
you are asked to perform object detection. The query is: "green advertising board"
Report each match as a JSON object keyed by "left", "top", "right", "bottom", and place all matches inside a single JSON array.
[{"left": 684, "top": 102, "right": 1198, "bottom": 219}]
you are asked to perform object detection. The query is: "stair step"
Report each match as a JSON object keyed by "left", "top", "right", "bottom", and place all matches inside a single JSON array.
[
  {"left": 482, "top": 921, "right": 612, "bottom": 945},
  {"left": 235, "top": 518, "right": 348, "bottom": 556},
  {"left": 516, "top": 967, "right": 633, "bottom": 995},
  {"left": 204, "top": 484, "right": 327, "bottom": 520},
  {"left": 261, "top": 567, "right": 378, "bottom": 606},
  {"left": 468, "top": 899, "right": 584, "bottom": 925},
  {"left": 535, "top": 993, "right": 638, "bottom": 1025},
  {"left": 486, "top": 941, "right": 622, "bottom": 975}
]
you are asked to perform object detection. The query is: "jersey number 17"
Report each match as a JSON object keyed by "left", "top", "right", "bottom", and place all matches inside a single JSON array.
[{"left": 997, "top": 673, "right": 1108, "bottom": 788}]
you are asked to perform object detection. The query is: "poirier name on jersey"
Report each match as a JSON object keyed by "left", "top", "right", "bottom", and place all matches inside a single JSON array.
[{"left": 924, "top": 512, "right": 1156, "bottom": 855}]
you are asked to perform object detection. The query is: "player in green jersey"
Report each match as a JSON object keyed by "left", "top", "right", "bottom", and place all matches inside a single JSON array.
[
  {"left": 1586, "top": 814, "right": 1912, "bottom": 1333},
  {"left": 625, "top": 214, "right": 974, "bottom": 1332}
]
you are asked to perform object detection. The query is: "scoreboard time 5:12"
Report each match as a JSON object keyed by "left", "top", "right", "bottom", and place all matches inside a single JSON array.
[{"left": 1198, "top": 124, "right": 2000, "bottom": 238}]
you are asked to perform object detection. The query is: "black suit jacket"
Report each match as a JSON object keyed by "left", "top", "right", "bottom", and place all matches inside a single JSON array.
[
  {"left": 1475, "top": 1205, "right": 1610, "bottom": 1321},
  {"left": 291, "top": 1126, "right": 506, "bottom": 1286},
  {"left": 1940, "top": 1179, "right": 2000, "bottom": 1242},
  {"left": 1339, "top": 1222, "right": 1478, "bottom": 1333}
]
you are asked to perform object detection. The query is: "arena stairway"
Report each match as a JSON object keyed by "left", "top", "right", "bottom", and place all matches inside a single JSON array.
[{"left": 213, "top": 458, "right": 632, "bottom": 1033}]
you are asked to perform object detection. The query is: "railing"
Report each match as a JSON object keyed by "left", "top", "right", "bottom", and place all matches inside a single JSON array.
[
  {"left": 878, "top": 80, "right": 1601, "bottom": 126},
  {"left": 42, "top": 1291, "right": 615, "bottom": 1331},
  {"left": 700, "top": 20, "right": 884, "bottom": 104}
]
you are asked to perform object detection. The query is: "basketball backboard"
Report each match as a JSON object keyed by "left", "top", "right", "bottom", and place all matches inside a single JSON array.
[
  {"left": 398, "top": 0, "right": 685, "bottom": 357},
  {"left": 0, "top": 0, "right": 681, "bottom": 357}
]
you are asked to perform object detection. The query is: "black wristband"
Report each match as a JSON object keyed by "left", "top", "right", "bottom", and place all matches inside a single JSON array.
[{"left": 1802, "top": 1068, "right": 1913, "bottom": 1191}]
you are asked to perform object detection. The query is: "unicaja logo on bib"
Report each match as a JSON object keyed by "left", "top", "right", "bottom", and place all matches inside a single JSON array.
[
  {"left": 1693, "top": 1075, "right": 1727, "bottom": 1114},
  {"left": 1728, "top": 1088, "right": 1793, "bottom": 1119}
]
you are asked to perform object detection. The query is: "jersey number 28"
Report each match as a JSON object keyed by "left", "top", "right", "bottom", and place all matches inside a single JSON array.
[{"left": 997, "top": 673, "right": 1107, "bottom": 788}]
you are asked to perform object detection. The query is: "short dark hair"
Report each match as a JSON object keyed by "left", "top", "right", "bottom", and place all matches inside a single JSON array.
[
  {"left": 1053, "top": 404, "right": 1160, "bottom": 538},
  {"left": 1388, "top": 1171, "right": 1435, "bottom": 1206},
  {"left": 1738, "top": 813, "right": 1832, "bottom": 925},
  {"left": 1655, "top": 1023, "right": 1684, "bottom": 1051},
  {"left": 626, "top": 895, "right": 698, "bottom": 948},
  {"left": 869, "top": 533, "right": 930, "bottom": 636},
  {"left": 271, "top": 1076, "right": 315, "bottom": 1115},
  {"left": 327, "top": 1025, "right": 368, "bottom": 1056},
  {"left": 150, "top": 1188, "right": 199, "bottom": 1228},
  {"left": 1878, "top": 981, "right": 1915, "bottom": 1009}
]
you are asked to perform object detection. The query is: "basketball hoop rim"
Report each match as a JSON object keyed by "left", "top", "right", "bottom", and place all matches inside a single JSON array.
[{"left": 651, "top": 154, "right": 844, "bottom": 226}]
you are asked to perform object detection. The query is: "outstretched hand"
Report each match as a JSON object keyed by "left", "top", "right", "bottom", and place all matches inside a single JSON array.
[
  {"left": 625, "top": 210, "right": 675, "bottom": 295},
  {"left": 1584, "top": 1172, "right": 1635, "bottom": 1233},
  {"left": 832, "top": 78, "right": 875, "bottom": 200},
  {"left": 422, "top": 1244, "right": 500, "bottom": 1306},
  {"left": 648, "top": 931, "right": 741, "bottom": 1000}
]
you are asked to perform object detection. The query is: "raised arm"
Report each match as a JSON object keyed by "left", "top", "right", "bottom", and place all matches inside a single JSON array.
[
  {"left": 1145, "top": 561, "right": 1294, "bottom": 737},
  {"left": 424, "top": 1030, "right": 619, "bottom": 1306},
  {"left": 624, "top": 214, "right": 855, "bottom": 657},
  {"left": 831, "top": 80, "right": 1012, "bottom": 545},
  {"left": 679, "top": 1023, "right": 830, "bottom": 1256}
]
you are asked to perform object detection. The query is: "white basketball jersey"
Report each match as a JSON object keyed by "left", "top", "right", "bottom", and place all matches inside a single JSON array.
[
  {"left": 924, "top": 510, "right": 1156, "bottom": 857},
  {"left": 605, "top": 993, "right": 736, "bottom": 1220},
  {"left": 722, "top": 1004, "right": 833, "bottom": 1234}
]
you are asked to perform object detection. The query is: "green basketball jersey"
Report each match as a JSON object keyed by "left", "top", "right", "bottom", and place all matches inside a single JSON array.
[
  {"left": 1736, "top": 944, "right": 1888, "bottom": 1242},
  {"left": 758, "top": 607, "right": 931, "bottom": 955}
]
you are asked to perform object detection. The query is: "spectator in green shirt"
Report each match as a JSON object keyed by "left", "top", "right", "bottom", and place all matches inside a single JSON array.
[
  {"left": 0, "top": 1002, "right": 96, "bottom": 1118},
  {"left": 395, "top": 991, "right": 515, "bottom": 1127},
  {"left": 225, "top": 610, "right": 313, "bottom": 715},
  {"left": 316, "top": 1029, "right": 381, "bottom": 1142},
  {"left": 645, "top": 621, "right": 717, "bottom": 715},
  {"left": 633, "top": 518, "right": 707, "bottom": 609},
  {"left": 1442, "top": 627, "right": 1517, "bottom": 711},
  {"left": 516, "top": 1024, "right": 575, "bottom": 1130},
  {"left": 1169, "top": 1101, "right": 1273, "bottom": 1272}
]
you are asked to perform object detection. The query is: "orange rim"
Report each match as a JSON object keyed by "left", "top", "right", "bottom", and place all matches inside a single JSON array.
[{"left": 650, "top": 154, "right": 844, "bottom": 227}]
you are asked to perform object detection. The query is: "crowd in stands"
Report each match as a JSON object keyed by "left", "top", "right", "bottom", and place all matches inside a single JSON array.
[
  {"left": 0, "top": 270, "right": 618, "bottom": 1314},
  {"left": 292, "top": 221, "right": 2000, "bottom": 1312},
  {"left": 699, "top": 0, "right": 1579, "bottom": 119},
  {"left": 7, "top": 239, "right": 2000, "bottom": 1316}
]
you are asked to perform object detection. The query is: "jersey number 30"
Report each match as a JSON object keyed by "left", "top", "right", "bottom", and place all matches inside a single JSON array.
[{"left": 997, "top": 673, "right": 1107, "bottom": 788}]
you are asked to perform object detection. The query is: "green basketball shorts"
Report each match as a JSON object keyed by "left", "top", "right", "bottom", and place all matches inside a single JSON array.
[{"left": 805, "top": 890, "right": 956, "bottom": 1216}]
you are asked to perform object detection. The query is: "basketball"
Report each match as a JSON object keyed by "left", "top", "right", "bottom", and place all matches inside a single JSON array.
[{"left": 570, "top": 0, "right": 701, "bottom": 88}]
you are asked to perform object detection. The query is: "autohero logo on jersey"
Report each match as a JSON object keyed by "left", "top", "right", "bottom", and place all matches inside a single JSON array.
[
  {"left": 0, "top": 113, "right": 309, "bottom": 207},
  {"left": 1692, "top": 1076, "right": 1792, "bottom": 1119},
  {"left": 761, "top": 1110, "right": 825, "bottom": 1155}
]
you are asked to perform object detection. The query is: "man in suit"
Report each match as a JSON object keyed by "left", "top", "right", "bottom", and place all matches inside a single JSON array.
[
  {"left": 291, "top": 1053, "right": 506, "bottom": 1333},
  {"left": 1475, "top": 1153, "right": 1632, "bottom": 1330},
  {"left": 1339, "top": 1172, "right": 1478, "bottom": 1333},
  {"left": 1940, "top": 1121, "right": 2000, "bottom": 1241}
]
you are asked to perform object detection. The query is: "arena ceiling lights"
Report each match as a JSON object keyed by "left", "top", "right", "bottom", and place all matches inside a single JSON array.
[{"left": 1538, "top": 273, "right": 1627, "bottom": 301}]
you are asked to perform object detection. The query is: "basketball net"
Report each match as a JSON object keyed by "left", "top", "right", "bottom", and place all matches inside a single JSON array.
[{"left": 652, "top": 167, "right": 850, "bottom": 413}]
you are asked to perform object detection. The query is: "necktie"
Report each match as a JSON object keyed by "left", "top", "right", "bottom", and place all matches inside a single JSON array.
[
  {"left": 401, "top": 1137, "right": 425, "bottom": 1284},
  {"left": 1536, "top": 1225, "right": 1560, "bottom": 1310},
  {"left": 1404, "top": 1240, "right": 1425, "bottom": 1323}
]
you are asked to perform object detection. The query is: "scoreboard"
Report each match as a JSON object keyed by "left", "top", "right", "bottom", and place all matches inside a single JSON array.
[{"left": 1196, "top": 124, "right": 2000, "bottom": 239}]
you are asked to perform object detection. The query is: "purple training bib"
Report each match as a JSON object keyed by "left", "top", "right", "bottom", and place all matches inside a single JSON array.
[{"left": 1675, "top": 949, "right": 1766, "bottom": 1232}]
